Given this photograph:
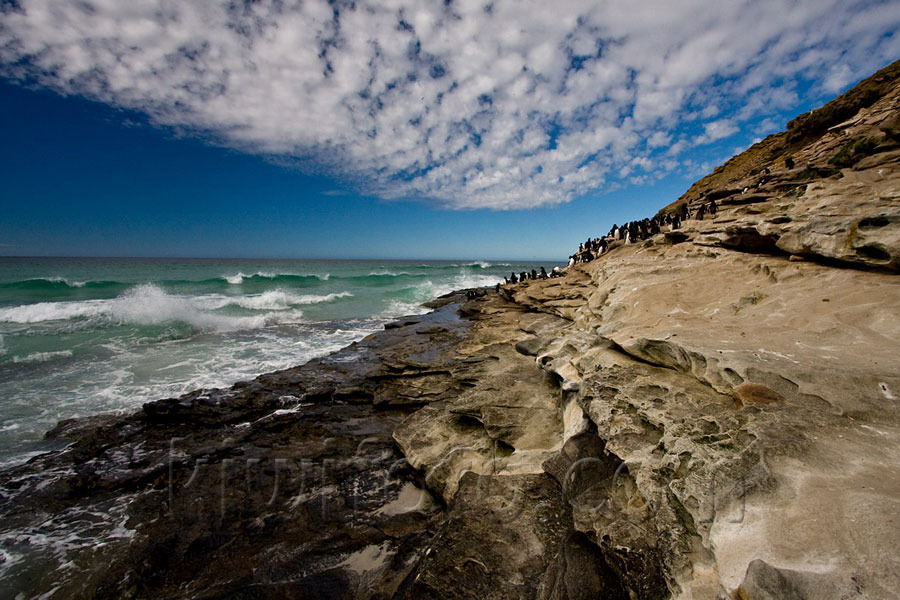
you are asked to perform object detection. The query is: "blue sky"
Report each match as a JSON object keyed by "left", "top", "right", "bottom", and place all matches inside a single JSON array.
[{"left": 1, "top": 1, "right": 898, "bottom": 260}]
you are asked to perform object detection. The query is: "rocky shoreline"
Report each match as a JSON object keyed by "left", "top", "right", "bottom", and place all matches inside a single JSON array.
[{"left": 2, "top": 62, "right": 900, "bottom": 599}]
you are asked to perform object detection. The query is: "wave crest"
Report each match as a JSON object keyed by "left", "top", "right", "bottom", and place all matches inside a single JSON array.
[
  {"left": 0, "top": 277, "right": 115, "bottom": 290},
  {"left": 12, "top": 350, "right": 74, "bottom": 364},
  {"left": 224, "top": 290, "right": 352, "bottom": 310},
  {"left": 0, "top": 284, "right": 308, "bottom": 331},
  {"left": 378, "top": 270, "right": 503, "bottom": 318},
  {"left": 222, "top": 272, "right": 328, "bottom": 285}
]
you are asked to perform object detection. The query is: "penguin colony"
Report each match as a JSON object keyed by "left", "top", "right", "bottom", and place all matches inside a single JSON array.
[
  {"left": 568, "top": 198, "right": 718, "bottom": 265},
  {"left": 468, "top": 197, "right": 722, "bottom": 299}
]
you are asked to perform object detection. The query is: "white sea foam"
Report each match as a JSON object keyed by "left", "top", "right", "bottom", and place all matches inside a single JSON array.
[
  {"left": 223, "top": 271, "right": 327, "bottom": 284},
  {"left": 56, "top": 277, "right": 87, "bottom": 288},
  {"left": 0, "top": 300, "right": 104, "bottom": 323},
  {"left": 231, "top": 291, "right": 293, "bottom": 310},
  {"left": 18, "top": 276, "right": 88, "bottom": 287},
  {"left": 379, "top": 299, "right": 430, "bottom": 319},
  {"left": 293, "top": 291, "right": 352, "bottom": 304},
  {"left": 431, "top": 270, "right": 504, "bottom": 300},
  {"left": 450, "top": 261, "right": 508, "bottom": 268},
  {"left": 378, "top": 279, "right": 436, "bottom": 319},
  {"left": 231, "top": 290, "right": 352, "bottom": 310},
  {"left": 0, "top": 492, "right": 139, "bottom": 593},
  {"left": 377, "top": 270, "right": 503, "bottom": 319},
  {"left": 105, "top": 285, "right": 281, "bottom": 331},
  {"left": 224, "top": 271, "right": 293, "bottom": 284},
  {"left": 0, "top": 334, "right": 5, "bottom": 357},
  {"left": 12, "top": 350, "right": 74, "bottom": 364},
  {"left": 190, "top": 290, "right": 352, "bottom": 311},
  {"left": 0, "top": 285, "right": 307, "bottom": 331},
  {"left": 367, "top": 271, "right": 413, "bottom": 276}
]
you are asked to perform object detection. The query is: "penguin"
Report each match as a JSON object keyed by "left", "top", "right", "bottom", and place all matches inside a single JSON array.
[
  {"left": 708, "top": 199, "right": 718, "bottom": 215},
  {"left": 540, "top": 266, "right": 548, "bottom": 279},
  {"left": 531, "top": 268, "right": 537, "bottom": 280}
]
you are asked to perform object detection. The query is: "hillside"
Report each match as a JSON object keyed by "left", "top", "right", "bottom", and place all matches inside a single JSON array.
[{"left": 664, "top": 60, "right": 900, "bottom": 227}]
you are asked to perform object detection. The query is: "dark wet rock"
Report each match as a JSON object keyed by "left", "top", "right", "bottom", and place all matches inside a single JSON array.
[
  {"left": 514, "top": 337, "right": 546, "bottom": 356},
  {"left": 394, "top": 472, "right": 572, "bottom": 600}
]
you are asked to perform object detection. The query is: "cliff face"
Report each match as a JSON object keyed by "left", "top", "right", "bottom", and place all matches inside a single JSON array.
[{"left": 2, "top": 64, "right": 900, "bottom": 599}]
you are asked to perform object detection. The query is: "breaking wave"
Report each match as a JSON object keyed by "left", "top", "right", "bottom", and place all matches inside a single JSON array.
[
  {"left": 0, "top": 277, "right": 114, "bottom": 290},
  {"left": 221, "top": 272, "right": 329, "bottom": 285},
  {"left": 218, "top": 290, "right": 353, "bottom": 310},
  {"left": 0, "top": 284, "right": 306, "bottom": 331}
]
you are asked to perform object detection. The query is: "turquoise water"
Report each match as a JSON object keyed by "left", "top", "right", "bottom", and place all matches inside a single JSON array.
[{"left": 0, "top": 257, "right": 559, "bottom": 468}]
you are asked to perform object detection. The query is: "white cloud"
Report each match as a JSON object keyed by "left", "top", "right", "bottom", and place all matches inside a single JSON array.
[
  {"left": 666, "top": 139, "right": 690, "bottom": 157},
  {"left": 647, "top": 131, "right": 672, "bottom": 149},
  {"left": 1, "top": 0, "right": 897, "bottom": 209},
  {"left": 694, "top": 119, "right": 740, "bottom": 146},
  {"left": 754, "top": 118, "right": 780, "bottom": 136}
]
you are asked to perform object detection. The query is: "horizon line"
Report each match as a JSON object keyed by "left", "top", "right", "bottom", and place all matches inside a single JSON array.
[{"left": 0, "top": 255, "right": 569, "bottom": 262}]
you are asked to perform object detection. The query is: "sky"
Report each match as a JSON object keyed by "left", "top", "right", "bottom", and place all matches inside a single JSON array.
[{"left": 1, "top": 0, "right": 898, "bottom": 260}]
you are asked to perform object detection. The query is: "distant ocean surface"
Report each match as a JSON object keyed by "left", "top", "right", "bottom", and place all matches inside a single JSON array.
[{"left": 0, "top": 257, "right": 559, "bottom": 468}]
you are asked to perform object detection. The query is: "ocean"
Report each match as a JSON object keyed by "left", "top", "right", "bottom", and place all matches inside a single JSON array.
[{"left": 0, "top": 257, "right": 560, "bottom": 469}]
